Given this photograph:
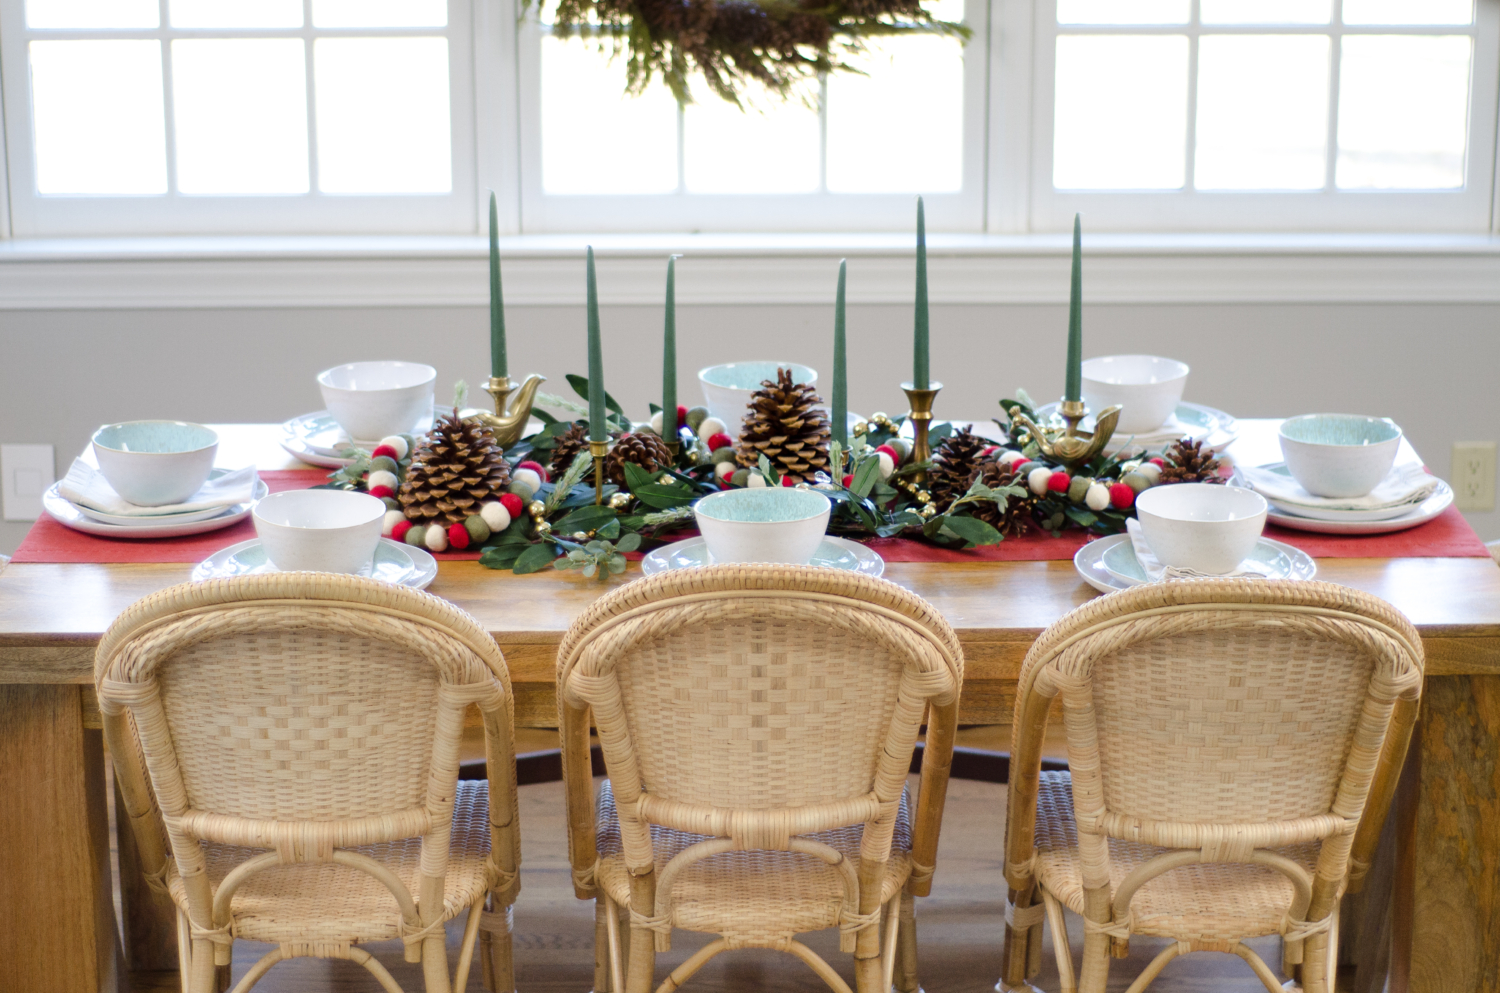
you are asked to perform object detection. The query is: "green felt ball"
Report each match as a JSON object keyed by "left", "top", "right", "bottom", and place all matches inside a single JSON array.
[
  {"left": 369, "top": 455, "right": 399, "bottom": 474},
  {"left": 1067, "top": 476, "right": 1092, "bottom": 503},
  {"left": 404, "top": 525, "right": 427, "bottom": 546},
  {"left": 686, "top": 406, "right": 710, "bottom": 430},
  {"left": 464, "top": 514, "right": 491, "bottom": 543},
  {"left": 730, "top": 468, "right": 751, "bottom": 488},
  {"left": 1015, "top": 461, "right": 1042, "bottom": 477},
  {"left": 711, "top": 446, "right": 736, "bottom": 464},
  {"left": 381, "top": 496, "right": 401, "bottom": 511},
  {"left": 508, "top": 480, "right": 535, "bottom": 502},
  {"left": 1122, "top": 471, "right": 1153, "bottom": 494},
  {"left": 887, "top": 438, "right": 911, "bottom": 462}
]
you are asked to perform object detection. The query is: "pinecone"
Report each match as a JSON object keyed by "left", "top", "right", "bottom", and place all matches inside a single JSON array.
[
  {"left": 735, "top": 368, "right": 831, "bottom": 484},
  {"left": 928, "top": 427, "right": 991, "bottom": 512},
  {"left": 963, "top": 461, "right": 1036, "bottom": 537},
  {"left": 1158, "top": 438, "right": 1226, "bottom": 485},
  {"left": 549, "top": 422, "right": 591, "bottom": 478},
  {"left": 397, "top": 413, "right": 512, "bottom": 525},
  {"left": 603, "top": 432, "right": 674, "bottom": 487}
]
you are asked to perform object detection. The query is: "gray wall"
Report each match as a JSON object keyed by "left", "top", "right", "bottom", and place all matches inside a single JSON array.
[{"left": 2, "top": 300, "right": 1495, "bottom": 553}]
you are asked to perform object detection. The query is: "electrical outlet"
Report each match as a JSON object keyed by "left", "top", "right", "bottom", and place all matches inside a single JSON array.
[
  {"left": 1, "top": 444, "right": 56, "bottom": 521},
  {"left": 1452, "top": 441, "right": 1497, "bottom": 512}
]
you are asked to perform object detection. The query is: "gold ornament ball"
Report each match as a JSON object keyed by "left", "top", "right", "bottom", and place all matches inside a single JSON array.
[
  {"left": 534, "top": 520, "right": 552, "bottom": 535},
  {"left": 871, "top": 412, "right": 889, "bottom": 426},
  {"left": 915, "top": 490, "right": 933, "bottom": 505},
  {"left": 852, "top": 419, "right": 869, "bottom": 437},
  {"left": 571, "top": 531, "right": 589, "bottom": 541},
  {"left": 608, "top": 491, "right": 632, "bottom": 509},
  {"left": 919, "top": 504, "right": 937, "bottom": 518},
  {"left": 528, "top": 500, "right": 547, "bottom": 519}
]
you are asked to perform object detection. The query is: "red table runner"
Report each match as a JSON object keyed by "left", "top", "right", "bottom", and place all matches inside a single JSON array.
[{"left": 12, "top": 469, "right": 1490, "bottom": 564}]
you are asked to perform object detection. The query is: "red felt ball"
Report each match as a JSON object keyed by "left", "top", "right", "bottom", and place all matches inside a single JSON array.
[
  {"left": 1047, "top": 471, "right": 1071, "bottom": 493},
  {"left": 842, "top": 474, "right": 854, "bottom": 488},
  {"left": 874, "top": 444, "right": 900, "bottom": 463},
  {"left": 1109, "top": 482, "right": 1135, "bottom": 509},
  {"left": 980, "top": 446, "right": 999, "bottom": 457},
  {"left": 371, "top": 444, "right": 399, "bottom": 460},
  {"left": 498, "top": 493, "right": 524, "bottom": 519},
  {"left": 446, "top": 522, "right": 470, "bottom": 550},
  {"left": 780, "top": 475, "right": 795, "bottom": 487},
  {"left": 677, "top": 405, "right": 689, "bottom": 421},
  {"left": 1148, "top": 457, "right": 1167, "bottom": 468},
  {"left": 707, "top": 432, "right": 733, "bottom": 451},
  {"left": 368, "top": 484, "right": 395, "bottom": 499},
  {"left": 517, "top": 460, "right": 549, "bottom": 482},
  {"left": 390, "top": 520, "right": 413, "bottom": 542}
]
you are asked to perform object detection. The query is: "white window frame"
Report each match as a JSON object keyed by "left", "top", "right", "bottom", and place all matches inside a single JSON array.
[
  {"left": 0, "top": 0, "right": 477, "bottom": 236},
  {"left": 513, "top": 0, "right": 991, "bottom": 232},
  {"left": 1022, "top": 0, "right": 1500, "bottom": 233}
]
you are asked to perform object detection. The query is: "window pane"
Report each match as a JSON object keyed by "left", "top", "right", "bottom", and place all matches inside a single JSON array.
[
  {"left": 173, "top": 39, "right": 308, "bottom": 194},
  {"left": 315, "top": 38, "right": 452, "bottom": 193},
  {"left": 1200, "top": 0, "right": 1330, "bottom": 23},
  {"left": 540, "top": 36, "right": 677, "bottom": 194},
  {"left": 683, "top": 80, "right": 819, "bottom": 194},
  {"left": 1196, "top": 35, "right": 1328, "bottom": 189},
  {"left": 30, "top": 40, "right": 166, "bottom": 194},
  {"left": 1057, "top": 1, "right": 1188, "bottom": 25},
  {"left": 169, "top": 0, "right": 302, "bottom": 28},
  {"left": 26, "top": 0, "right": 156, "bottom": 29},
  {"left": 1337, "top": 35, "right": 1471, "bottom": 189},
  {"left": 1053, "top": 35, "right": 1188, "bottom": 189},
  {"left": 826, "top": 36, "right": 964, "bottom": 193},
  {"left": 1343, "top": 0, "right": 1472, "bottom": 26},
  {"left": 312, "top": 0, "right": 446, "bottom": 28}
]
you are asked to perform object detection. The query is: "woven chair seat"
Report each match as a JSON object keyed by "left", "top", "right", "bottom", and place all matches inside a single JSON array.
[
  {"left": 166, "top": 780, "right": 498, "bottom": 947},
  {"left": 1033, "top": 771, "right": 1320, "bottom": 943},
  {"left": 594, "top": 780, "right": 913, "bottom": 949}
]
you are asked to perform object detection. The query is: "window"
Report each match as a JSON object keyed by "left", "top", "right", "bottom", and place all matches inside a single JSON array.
[
  {"left": 0, "top": 0, "right": 475, "bottom": 234},
  {"left": 1029, "top": 0, "right": 1500, "bottom": 230}
]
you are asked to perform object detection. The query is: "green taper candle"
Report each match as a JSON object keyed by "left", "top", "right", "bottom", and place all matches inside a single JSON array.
[
  {"left": 489, "top": 192, "right": 507, "bottom": 380},
  {"left": 1065, "top": 213, "right": 1083, "bottom": 403},
  {"left": 662, "top": 255, "right": 680, "bottom": 445},
  {"left": 833, "top": 259, "right": 848, "bottom": 447},
  {"left": 914, "top": 197, "right": 929, "bottom": 390},
  {"left": 586, "top": 247, "right": 605, "bottom": 440}
]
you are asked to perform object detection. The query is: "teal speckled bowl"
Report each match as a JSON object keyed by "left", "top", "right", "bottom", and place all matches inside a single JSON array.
[
  {"left": 1279, "top": 414, "right": 1402, "bottom": 498},
  {"left": 92, "top": 420, "right": 218, "bottom": 507},
  {"left": 693, "top": 487, "right": 831, "bottom": 564}
]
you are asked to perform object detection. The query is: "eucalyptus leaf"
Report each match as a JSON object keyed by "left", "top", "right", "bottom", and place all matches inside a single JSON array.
[
  {"left": 615, "top": 531, "right": 643, "bottom": 553},
  {"left": 607, "top": 555, "right": 627, "bottom": 575},
  {"left": 512, "top": 542, "right": 560, "bottom": 574},
  {"left": 940, "top": 515, "right": 1002, "bottom": 547},
  {"left": 757, "top": 453, "right": 779, "bottom": 486}
]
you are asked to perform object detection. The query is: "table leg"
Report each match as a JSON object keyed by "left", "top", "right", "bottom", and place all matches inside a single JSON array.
[
  {"left": 1407, "top": 675, "right": 1500, "bottom": 993},
  {"left": 0, "top": 685, "right": 123, "bottom": 993}
]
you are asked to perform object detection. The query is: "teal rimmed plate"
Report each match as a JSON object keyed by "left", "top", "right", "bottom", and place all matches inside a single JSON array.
[{"left": 641, "top": 535, "right": 884, "bottom": 577}]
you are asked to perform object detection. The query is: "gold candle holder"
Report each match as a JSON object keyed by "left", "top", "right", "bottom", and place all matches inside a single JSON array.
[
  {"left": 902, "top": 381, "right": 943, "bottom": 481},
  {"left": 1006, "top": 397, "right": 1123, "bottom": 471},
  {"left": 462, "top": 373, "right": 547, "bottom": 447},
  {"left": 589, "top": 438, "right": 609, "bottom": 505}
]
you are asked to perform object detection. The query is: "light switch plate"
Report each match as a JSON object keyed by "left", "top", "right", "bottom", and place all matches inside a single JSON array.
[
  {"left": 1, "top": 444, "right": 55, "bottom": 521},
  {"left": 1453, "top": 441, "right": 1497, "bottom": 512}
]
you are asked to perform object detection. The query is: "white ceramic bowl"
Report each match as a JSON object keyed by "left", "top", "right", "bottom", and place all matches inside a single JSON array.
[
  {"left": 1278, "top": 414, "right": 1402, "bottom": 499},
  {"left": 92, "top": 421, "right": 219, "bottom": 507},
  {"left": 252, "top": 489, "right": 387, "bottom": 574},
  {"left": 1081, "top": 355, "right": 1190, "bottom": 434},
  {"left": 699, "top": 362, "right": 817, "bottom": 439},
  {"left": 1135, "top": 483, "right": 1268, "bottom": 575},
  {"left": 693, "top": 487, "right": 831, "bottom": 565},
  {"left": 317, "top": 361, "right": 437, "bottom": 443}
]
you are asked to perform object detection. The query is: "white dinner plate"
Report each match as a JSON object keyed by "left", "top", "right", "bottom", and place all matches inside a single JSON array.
[
  {"left": 1230, "top": 471, "right": 1455, "bottom": 535},
  {"left": 641, "top": 535, "right": 885, "bottom": 577},
  {"left": 280, "top": 408, "right": 540, "bottom": 468},
  {"left": 1033, "top": 401, "right": 1237, "bottom": 456},
  {"left": 1101, "top": 534, "right": 1316, "bottom": 587},
  {"left": 43, "top": 476, "right": 267, "bottom": 539},
  {"left": 191, "top": 537, "right": 437, "bottom": 588},
  {"left": 1075, "top": 533, "right": 1315, "bottom": 593},
  {"left": 70, "top": 468, "right": 263, "bottom": 527},
  {"left": 1238, "top": 462, "right": 1444, "bottom": 523}
]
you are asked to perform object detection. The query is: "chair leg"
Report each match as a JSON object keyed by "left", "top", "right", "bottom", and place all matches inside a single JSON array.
[
  {"left": 176, "top": 912, "right": 193, "bottom": 993},
  {"left": 1076, "top": 928, "right": 1111, "bottom": 993},
  {"left": 894, "top": 891, "right": 919, "bottom": 993},
  {"left": 453, "top": 896, "right": 486, "bottom": 993},
  {"left": 880, "top": 895, "right": 901, "bottom": 992},
  {"left": 602, "top": 892, "right": 628, "bottom": 993},
  {"left": 625, "top": 920, "right": 657, "bottom": 993},
  {"left": 1042, "top": 889, "right": 1075, "bottom": 993},
  {"left": 1120, "top": 942, "right": 1187, "bottom": 993},
  {"left": 480, "top": 898, "right": 515, "bottom": 993},
  {"left": 595, "top": 899, "right": 614, "bottom": 993},
  {"left": 189, "top": 937, "right": 219, "bottom": 993}
]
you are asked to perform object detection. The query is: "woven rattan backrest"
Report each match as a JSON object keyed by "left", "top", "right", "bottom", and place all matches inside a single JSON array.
[
  {"left": 1017, "top": 579, "right": 1424, "bottom": 834},
  {"left": 559, "top": 565, "right": 964, "bottom": 812}
]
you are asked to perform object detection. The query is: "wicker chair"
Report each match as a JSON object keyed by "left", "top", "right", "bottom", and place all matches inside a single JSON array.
[
  {"left": 94, "top": 574, "right": 521, "bottom": 993},
  {"left": 556, "top": 565, "right": 964, "bottom": 993},
  {"left": 998, "top": 579, "right": 1423, "bottom": 993}
]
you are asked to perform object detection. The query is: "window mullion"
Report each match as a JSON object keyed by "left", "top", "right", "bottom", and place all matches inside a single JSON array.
[
  {"left": 303, "top": 0, "right": 320, "bottom": 198},
  {"left": 1185, "top": 0, "right": 1200, "bottom": 193},
  {"left": 1325, "top": 2, "right": 1343, "bottom": 192},
  {"left": 158, "top": 0, "right": 179, "bottom": 197},
  {"left": 818, "top": 71, "right": 829, "bottom": 195}
]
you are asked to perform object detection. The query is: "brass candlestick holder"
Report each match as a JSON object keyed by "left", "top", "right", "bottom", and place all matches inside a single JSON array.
[
  {"left": 902, "top": 381, "right": 942, "bottom": 481},
  {"left": 1006, "top": 398, "right": 1122, "bottom": 471},
  {"left": 589, "top": 438, "right": 609, "bottom": 505},
  {"left": 461, "top": 373, "right": 547, "bottom": 447}
]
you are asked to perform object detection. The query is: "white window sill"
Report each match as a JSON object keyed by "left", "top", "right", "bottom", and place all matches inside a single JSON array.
[{"left": 2, "top": 232, "right": 1499, "bottom": 308}]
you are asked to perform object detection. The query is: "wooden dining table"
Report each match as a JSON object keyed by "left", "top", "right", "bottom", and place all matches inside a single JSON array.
[{"left": 0, "top": 420, "right": 1495, "bottom": 993}]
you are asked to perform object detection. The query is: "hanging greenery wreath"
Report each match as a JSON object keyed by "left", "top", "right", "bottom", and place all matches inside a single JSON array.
[{"left": 534, "top": 0, "right": 970, "bottom": 106}]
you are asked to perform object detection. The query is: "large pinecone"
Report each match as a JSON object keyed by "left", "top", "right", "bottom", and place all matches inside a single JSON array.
[
  {"left": 397, "top": 413, "right": 512, "bottom": 525},
  {"left": 735, "top": 368, "right": 831, "bottom": 484},
  {"left": 929, "top": 426, "right": 990, "bottom": 512},
  {"left": 603, "top": 432, "right": 674, "bottom": 487},
  {"left": 1159, "top": 438, "right": 1225, "bottom": 484},
  {"left": 549, "top": 422, "right": 591, "bottom": 478},
  {"left": 963, "top": 461, "right": 1035, "bottom": 537}
]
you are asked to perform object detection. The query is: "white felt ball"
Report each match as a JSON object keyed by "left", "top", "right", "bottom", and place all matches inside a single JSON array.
[
  {"left": 424, "top": 524, "right": 449, "bottom": 552},
  {"left": 367, "top": 469, "right": 398, "bottom": 492},
  {"left": 382, "top": 510, "right": 406, "bottom": 536},
  {"left": 1085, "top": 482, "right": 1111, "bottom": 511},
  {"left": 513, "top": 468, "right": 543, "bottom": 493},
  {"left": 1028, "top": 466, "right": 1053, "bottom": 496},
  {"left": 479, "top": 501, "right": 511, "bottom": 532},
  {"left": 715, "top": 462, "right": 737, "bottom": 481},
  {"left": 1135, "top": 462, "right": 1162, "bottom": 483},
  {"left": 378, "top": 435, "right": 409, "bottom": 460},
  {"left": 876, "top": 451, "right": 896, "bottom": 481},
  {"left": 649, "top": 410, "right": 664, "bottom": 435},
  {"left": 998, "top": 449, "right": 1026, "bottom": 467},
  {"left": 698, "top": 416, "right": 728, "bottom": 439},
  {"left": 747, "top": 472, "right": 769, "bottom": 488}
]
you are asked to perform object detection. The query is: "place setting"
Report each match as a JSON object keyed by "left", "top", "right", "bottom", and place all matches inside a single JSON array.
[{"left": 280, "top": 360, "right": 447, "bottom": 468}]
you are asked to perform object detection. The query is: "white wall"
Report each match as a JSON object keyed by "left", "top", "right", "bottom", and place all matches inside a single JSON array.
[{"left": 2, "top": 299, "right": 1496, "bottom": 554}]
